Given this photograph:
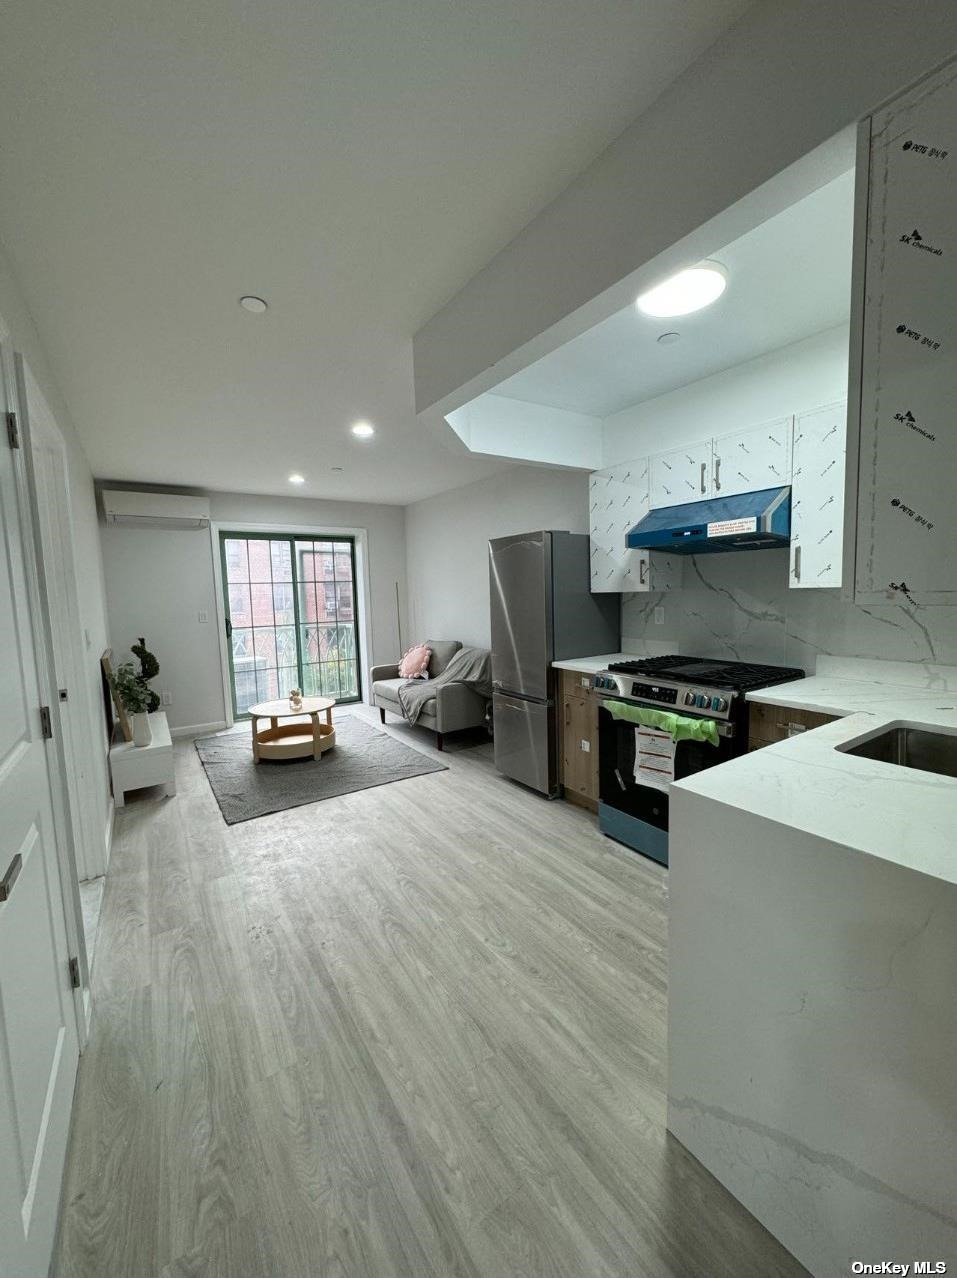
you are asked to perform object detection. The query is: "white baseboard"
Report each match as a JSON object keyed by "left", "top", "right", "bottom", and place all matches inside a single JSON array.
[{"left": 170, "top": 720, "right": 229, "bottom": 739}]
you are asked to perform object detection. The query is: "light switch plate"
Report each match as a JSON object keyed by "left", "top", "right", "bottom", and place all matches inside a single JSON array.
[
  {"left": 197, "top": 610, "right": 209, "bottom": 624},
  {"left": 580, "top": 675, "right": 590, "bottom": 688},
  {"left": 581, "top": 739, "right": 590, "bottom": 752}
]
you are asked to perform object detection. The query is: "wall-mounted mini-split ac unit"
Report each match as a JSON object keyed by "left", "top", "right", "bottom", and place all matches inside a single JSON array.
[{"left": 101, "top": 489, "right": 211, "bottom": 529}]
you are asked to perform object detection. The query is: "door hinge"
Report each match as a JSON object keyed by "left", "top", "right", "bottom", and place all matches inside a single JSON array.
[
  {"left": 40, "top": 705, "right": 53, "bottom": 739},
  {"left": 68, "top": 957, "right": 81, "bottom": 990},
  {"left": 6, "top": 412, "right": 19, "bottom": 449}
]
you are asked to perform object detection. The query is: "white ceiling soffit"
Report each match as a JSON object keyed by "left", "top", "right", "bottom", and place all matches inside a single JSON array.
[
  {"left": 488, "top": 168, "right": 856, "bottom": 421},
  {"left": 0, "top": 0, "right": 752, "bottom": 506},
  {"left": 445, "top": 397, "right": 602, "bottom": 471}
]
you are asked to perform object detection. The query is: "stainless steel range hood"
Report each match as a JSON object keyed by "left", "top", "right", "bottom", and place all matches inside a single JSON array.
[{"left": 626, "top": 486, "right": 791, "bottom": 555}]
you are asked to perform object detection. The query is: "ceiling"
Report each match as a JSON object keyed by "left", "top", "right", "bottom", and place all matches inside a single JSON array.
[
  {"left": 491, "top": 169, "right": 855, "bottom": 420},
  {"left": 0, "top": 0, "right": 753, "bottom": 505}
]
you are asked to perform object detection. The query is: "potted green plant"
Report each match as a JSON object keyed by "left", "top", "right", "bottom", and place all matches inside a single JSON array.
[{"left": 111, "top": 661, "right": 154, "bottom": 747}]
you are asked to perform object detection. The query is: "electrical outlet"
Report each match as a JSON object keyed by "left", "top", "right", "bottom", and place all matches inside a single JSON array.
[
  {"left": 580, "top": 675, "right": 590, "bottom": 689},
  {"left": 580, "top": 739, "right": 590, "bottom": 753},
  {"left": 654, "top": 606, "right": 665, "bottom": 625},
  {"left": 161, "top": 689, "right": 173, "bottom": 706},
  {"left": 197, "top": 610, "right": 209, "bottom": 624}
]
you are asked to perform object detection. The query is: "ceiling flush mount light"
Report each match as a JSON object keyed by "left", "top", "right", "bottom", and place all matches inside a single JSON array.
[
  {"left": 636, "top": 263, "right": 727, "bottom": 319},
  {"left": 657, "top": 331, "right": 681, "bottom": 346},
  {"left": 239, "top": 295, "right": 268, "bottom": 313},
  {"left": 351, "top": 421, "right": 375, "bottom": 438},
  {"left": 288, "top": 473, "right": 305, "bottom": 485}
]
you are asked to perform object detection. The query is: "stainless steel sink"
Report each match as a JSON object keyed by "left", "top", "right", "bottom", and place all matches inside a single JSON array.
[{"left": 839, "top": 725, "right": 957, "bottom": 778}]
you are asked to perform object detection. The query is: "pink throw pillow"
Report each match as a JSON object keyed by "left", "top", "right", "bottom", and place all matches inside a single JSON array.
[{"left": 398, "top": 644, "right": 431, "bottom": 679}]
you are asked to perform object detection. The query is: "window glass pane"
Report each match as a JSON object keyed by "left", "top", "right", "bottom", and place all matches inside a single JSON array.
[
  {"left": 275, "top": 626, "right": 297, "bottom": 667},
  {"left": 339, "top": 660, "right": 358, "bottom": 698},
  {"left": 270, "top": 540, "right": 292, "bottom": 582},
  {"left": 335, "top": 624, "right": 356, "bottom": 660},
  {"left": 253, "top": 629, "right": 277, "bottom": 667},
  {"left": 224, "top": 539, "right": 249, "bottom": 581},
  {"left": 301, "top": 664, "right": 322, "bottom": 697},
  {"left": 333, "top": 541, "right": 351, "bottom": 556},
  {"left": 334, "top": 553, "right": 352, "bottom": 581},
  {"left": 335, "top": 582, "right": 354, "bottom": 619},
  {"left": 257, "top": 667, "right": 279, "bottom": 702},
  {"left": 231, "top": 627, "right": 252, "bottom": 661},
  {"left": 272, "top": 582, "right": 295, "bottom": 625},
  {"left": 250, "top": 582, "right": 275, "bottom": 627},
  {"left": 228, "top": 584, "right": 251, "bottom": 626},
  {"left": 320, "top": 663, "right": 342, "bottom": 696},
  {"left": 300, "top": 625, "right": 320, "bottom": 664},
  {"left": 246, "top": 540, "right": 272, "bottom": 582},
  {"left": 299, "top": 582, "right": 317, "bottom": 626},
  {"left": 277, "top": 667, "right": 299, "bottom": 697}
]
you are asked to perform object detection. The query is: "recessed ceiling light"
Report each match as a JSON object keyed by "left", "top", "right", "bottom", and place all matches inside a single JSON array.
[
  {"left": 351, "top": 421, "right": 375, "bottom": 438},
  {"left": 239, "top": 295, "right": 268, "bottom": 313},
  {"left": 636, "top": 263, "right": 727, "bottom": 318},
  {"left": 288, "top": 473, "right": 305, "bottom": 485},
  {"left": 657, "top": 331, "right": 681, "bottom": 346}
]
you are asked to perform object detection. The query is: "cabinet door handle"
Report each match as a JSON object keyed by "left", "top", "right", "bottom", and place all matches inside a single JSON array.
[
  {"left": 793, "top": 544, "right": 802, "bottom": 582},
  {"left": 639, "top": 557, "right": 648, "bottom": 586},
  {"left": 700, "top": 462, "right": 707, "bottom": 493},
  {"left": 714, "top": 457, "right": 721, "bottom": 491},
  {"left": 0, "top": 853, "right": 22, "bottom": 903}
]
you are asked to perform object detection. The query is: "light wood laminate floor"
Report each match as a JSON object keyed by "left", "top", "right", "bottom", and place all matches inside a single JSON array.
[{"left": 55, "top": 710, "right": 806, "bottom": 1277}]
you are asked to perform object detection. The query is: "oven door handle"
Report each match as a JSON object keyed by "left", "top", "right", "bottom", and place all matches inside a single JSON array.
[{"left": 596, "top": 696, "right": 735, "bottom": 738}]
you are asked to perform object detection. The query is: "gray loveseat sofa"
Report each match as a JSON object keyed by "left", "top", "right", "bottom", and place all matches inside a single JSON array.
[{"left": 370, "top": 639, "right": 488, "bottom": 751}]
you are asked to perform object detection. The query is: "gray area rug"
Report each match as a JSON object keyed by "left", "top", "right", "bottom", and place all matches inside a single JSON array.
[{"left": 195, "top": 714, "right": 447, "bottom": 825}]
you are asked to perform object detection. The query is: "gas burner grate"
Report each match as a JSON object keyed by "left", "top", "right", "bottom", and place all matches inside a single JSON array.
[{"left": 606, "top": 655, "right": 804, "bottom": 692}]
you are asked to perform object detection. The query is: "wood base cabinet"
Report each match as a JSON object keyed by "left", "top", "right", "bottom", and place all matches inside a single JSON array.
[
  {"left": 559, "top": 670, "right": 599, "bottom": 811},
  {"left": 748, "top": 702, "right": 838, "bottom": 751}
]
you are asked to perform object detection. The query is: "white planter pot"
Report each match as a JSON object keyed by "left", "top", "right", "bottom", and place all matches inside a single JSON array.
[{"left": 131, "top": 712, "right": 152, "bottom": 748}]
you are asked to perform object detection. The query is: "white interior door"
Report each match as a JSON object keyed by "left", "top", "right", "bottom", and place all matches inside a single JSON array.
[
  {"left": 30, "top": 431, "right": 103, "bottom": 882},
  {"left": 0, "top": 351, "right": 80, "bottom": 1275}
]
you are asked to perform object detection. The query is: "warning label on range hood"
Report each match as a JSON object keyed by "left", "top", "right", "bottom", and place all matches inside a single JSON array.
[{"left": 707, "top": 516, "right": 758, "bottom": 538}]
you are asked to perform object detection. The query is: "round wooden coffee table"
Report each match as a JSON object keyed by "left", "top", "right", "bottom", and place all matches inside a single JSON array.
[{"left": 249, "top": 696, "right": 336, "bottom": 762}]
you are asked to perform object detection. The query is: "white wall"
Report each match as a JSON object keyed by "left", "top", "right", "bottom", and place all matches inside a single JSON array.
[
  {"left": 404, "top": 466, "right": 590, "bottom": 649},
  {"left": 413, "top": 0, "right": 957, "bottom": 415},
  {"left": 602, "top": 325, "right": 850, "bottom": 464},
  {"left": 100, "top": 489, "right": 407, "bottom": 732},
  {"left": 0, "top": 243, "right": 113, "bottom": 859}
]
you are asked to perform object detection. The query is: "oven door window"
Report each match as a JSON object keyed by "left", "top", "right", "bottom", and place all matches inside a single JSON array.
[{"left": 598, "top": 704, "right": 731, "bottom": 832}]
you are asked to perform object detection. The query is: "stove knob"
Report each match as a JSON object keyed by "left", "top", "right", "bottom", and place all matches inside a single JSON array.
[
  {"left": 684, "top": 691, "right": 697, "bottom": 706},
  {"left": 710, "top": 696, "right": 725, "bottom": 712},
  {"left": 695, "top": 693, "right": 709, "bottom": 708}
]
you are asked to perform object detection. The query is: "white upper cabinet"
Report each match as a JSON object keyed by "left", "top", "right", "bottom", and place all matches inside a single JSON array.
[
  {"left": 712, "top": 417, "right": 791, "bottom": 498},
  {"left": 589, "top": 460, "right": 681, "bottom": 593},
  {"left": 789, "top": 401, "right": 846, "bottom": 589},
  {"left": 649, "top": 440, "right": 712, "bottom": 507}
]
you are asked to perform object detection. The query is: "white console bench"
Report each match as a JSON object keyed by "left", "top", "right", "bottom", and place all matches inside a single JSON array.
[{"left": 109, "top": 711, "right": 176, "bottom": 808}]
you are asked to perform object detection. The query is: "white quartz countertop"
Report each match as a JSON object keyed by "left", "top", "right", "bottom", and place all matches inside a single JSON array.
[
  {"left": 552, "top": 653, "right": 639, "bottom": 675},
  {"left": 678, "top": 657, "right": 957, "bottom": 887}
]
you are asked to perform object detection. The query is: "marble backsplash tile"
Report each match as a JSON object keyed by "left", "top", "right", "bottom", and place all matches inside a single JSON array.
[{"left": 621, "top": 548, "right": 957, "bottom": 673}]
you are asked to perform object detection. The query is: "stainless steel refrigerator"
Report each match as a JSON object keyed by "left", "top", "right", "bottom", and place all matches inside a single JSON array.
[{"left": 489, "top": 530, "right": 620, "bottom": 796}]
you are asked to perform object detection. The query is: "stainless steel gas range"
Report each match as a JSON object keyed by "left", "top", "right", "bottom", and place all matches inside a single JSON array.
[{"left": 592, "top": 655, "right": 804, "bottom": 866}]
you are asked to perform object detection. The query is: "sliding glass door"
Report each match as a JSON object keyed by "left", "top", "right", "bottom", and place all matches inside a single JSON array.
[{"left": 220, "top": 533, "right": 361, "bottom": 716}]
